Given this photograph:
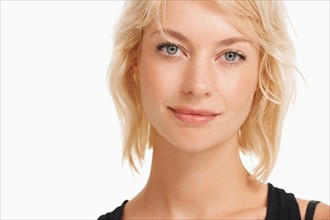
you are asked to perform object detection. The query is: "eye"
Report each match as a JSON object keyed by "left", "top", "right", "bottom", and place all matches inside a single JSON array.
[
  {"left": 156, "top": 42, "right": 184, "bottom": 56},
  {"left": 165, "top": 45, "right": 178, "bottom": 55},
  {"left": 224, "top": 52, "right": 238, "bottom": 61},
  {"left": 218, "top": 50, "right": 246, "bottom": 63}
]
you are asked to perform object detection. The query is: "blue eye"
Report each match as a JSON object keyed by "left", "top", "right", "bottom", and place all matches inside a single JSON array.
[
  {"left": 224, "top": 52, "right": 238, "bottom": 61},
  {"left": 220, "top": 51, "right": 246, "bottom": 63},
  {"left": 157, "top": 43, "right": 181, "bottom": 56},
  {"left": 165, "top": 45, "right": 178, "bottom": 55}
]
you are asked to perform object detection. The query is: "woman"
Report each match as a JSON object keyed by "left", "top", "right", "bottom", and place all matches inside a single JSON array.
[{"left": 99, "top": 1, "right": 329, "bottom": 219}]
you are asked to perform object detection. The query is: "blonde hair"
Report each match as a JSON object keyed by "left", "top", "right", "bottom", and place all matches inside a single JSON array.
[{"left": 108, "top": 0, "right": 296, "bottom": 181}]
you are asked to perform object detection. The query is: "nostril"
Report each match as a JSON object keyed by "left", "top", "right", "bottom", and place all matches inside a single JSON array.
[
  {"left": 182, "top": 86, "right": 213, "bottom": 98},
  {"left": 181, "top": 69, "right": 214, "bottom": 98}
]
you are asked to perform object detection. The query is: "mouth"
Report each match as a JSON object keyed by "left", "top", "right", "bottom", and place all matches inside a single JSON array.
[{"left": 168, "top": 107, "right": 220, "bottom": 125}]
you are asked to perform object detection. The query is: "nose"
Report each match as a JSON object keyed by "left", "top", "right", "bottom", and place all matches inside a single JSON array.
[{"left": 181, "top": 57, "right": 214, "bottom": 98}]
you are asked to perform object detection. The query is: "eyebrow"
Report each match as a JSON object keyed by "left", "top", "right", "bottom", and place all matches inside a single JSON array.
[{"left": 150, "top": 29, "right": 252, "bottom": 47}]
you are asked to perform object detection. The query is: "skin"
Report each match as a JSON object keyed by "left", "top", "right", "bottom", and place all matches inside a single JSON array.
[{"left": 124, "top": 1, "right": 330, "bottom": 219}]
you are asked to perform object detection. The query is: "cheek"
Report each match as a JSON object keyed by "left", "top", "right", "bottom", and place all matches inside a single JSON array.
[
  {"left": 236, "top": 73, "right": 257, "bottom": 99},
  {"left": 138, "top": 59, "right": 176, "bottom": 114},
  {"left": 139, "top": 66, "right": 160, "bottom": 109},
  {"left": 138, "top": 50, "right": 184, "bottom": 106},
  {"left": 220, "top": 69, "right": 258, "bottom": 111}
]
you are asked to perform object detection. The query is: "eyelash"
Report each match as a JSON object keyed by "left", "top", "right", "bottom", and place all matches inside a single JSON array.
[
  {"left": 217, "top": 49, "right": 246, "bottom": 65},
  {"left": 156, "top": 42, "right": 185, "bottom": 60},
  {"left": 156, "top": 42, "right": 247, "bottom": 65}
]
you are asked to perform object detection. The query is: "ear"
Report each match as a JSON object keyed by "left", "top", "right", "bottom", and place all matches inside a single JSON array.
[
  {"left": 255, "top": 74, "right": 260, "bottom": 92},
  {"left": 255, "top": 82, "right": 259, "bottom": 92},
  {"left": 130, "top": 62, "right": 140, "bottom": 86},
  {"left": 131, "top": 61, "right": 139, "bottom": 76}
]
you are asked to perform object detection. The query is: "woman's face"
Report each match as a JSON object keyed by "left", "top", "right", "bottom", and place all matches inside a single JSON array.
[{"left": 136, "top": 1, "right": 259, "bottom": 152}]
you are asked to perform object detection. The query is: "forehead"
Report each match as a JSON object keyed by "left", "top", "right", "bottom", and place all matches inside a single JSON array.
[
  {"left": 145, "top": 1, "right": 256, "bottom": 44},
  {"left": 146, "top": 1, "right": 259, "bottom": 45}
]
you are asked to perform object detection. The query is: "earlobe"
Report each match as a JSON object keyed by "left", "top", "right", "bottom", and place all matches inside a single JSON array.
[
  {"left": 255, "top": 79, "right": 260, "bottom": 92},
  {"left": 131, "top": 62, "right": 139, "bottom": 76},
  {"left": 131, "top": 62, "right": 140, "bottom": 85}
]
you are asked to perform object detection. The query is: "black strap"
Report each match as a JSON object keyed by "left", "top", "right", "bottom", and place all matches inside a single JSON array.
[
  {"left": 304, "top": 200, "right": 320, "bottom": 220},
  {"left": 97, "top": 200, "right": 129, "bottom": 220},
  {"left": 265, "top": 183, "right": 302, "bottom": 220}
]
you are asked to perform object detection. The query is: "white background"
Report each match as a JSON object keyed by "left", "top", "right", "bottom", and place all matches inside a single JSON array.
[{"left": 0, "top": 1, "right": 329, "bottom": 219}]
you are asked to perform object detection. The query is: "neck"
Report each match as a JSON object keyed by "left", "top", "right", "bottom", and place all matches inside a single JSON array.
[{"left": 139, "top": 131, "right": 260, "bottom": 218}]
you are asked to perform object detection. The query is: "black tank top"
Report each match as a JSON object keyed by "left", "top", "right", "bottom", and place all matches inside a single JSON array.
[{"left": 98, "top": 183, "right": 320, "bottom": 220}]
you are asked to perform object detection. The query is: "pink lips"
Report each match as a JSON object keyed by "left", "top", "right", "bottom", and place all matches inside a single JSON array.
[{"left": 168, "top": 107, "right": 219, "bottom": 125}]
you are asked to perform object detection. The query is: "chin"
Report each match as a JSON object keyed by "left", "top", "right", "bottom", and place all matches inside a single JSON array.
[
  {"left": 153, "top": 125, "right": 238, "bottom": 154},
  {"left": 169, "top": 135, "right": 221, "bottom": 154},
  {"left": 168, "top": 127, "right": 240, "bottom": 154}
]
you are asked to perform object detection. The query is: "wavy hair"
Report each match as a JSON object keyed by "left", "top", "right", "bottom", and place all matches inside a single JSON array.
[{"left": 108, "top": 0, "right": 296, "bottom": 181}]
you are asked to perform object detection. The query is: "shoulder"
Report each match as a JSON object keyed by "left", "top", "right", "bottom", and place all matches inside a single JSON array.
[
  {"left": 314, "top": 202, "right": 330, "bottom": 219},
  {"left": 97, "top": 200, "right": 129, "bottom": 220},
  {"left": 314, "top": 203, "right": 330, "bottom": 219},
  {"left": 296, "top": 198, "right": 330, "bottom": 220},
  {"left": 267, "top": 184, "right": 329, "bottom": 220},
  {"left": 266, "top": 183, "right": 301, "bottom": 219}
]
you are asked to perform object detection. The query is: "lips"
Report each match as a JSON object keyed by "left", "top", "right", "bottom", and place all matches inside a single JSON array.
[{"left": 168, "top": 107, "right": 220, "bottom": 125}]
